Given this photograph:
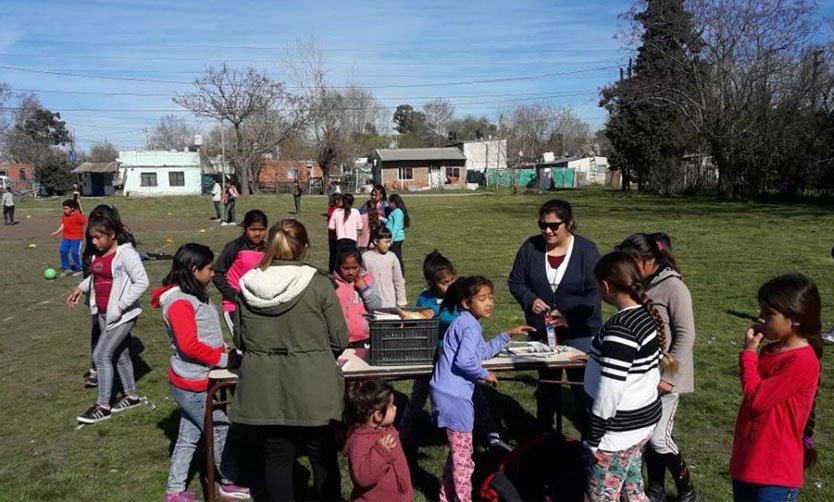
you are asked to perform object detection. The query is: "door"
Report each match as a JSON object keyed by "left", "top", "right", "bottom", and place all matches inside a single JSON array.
[
  {"left": 429, "top": 166, "right": 444, "bottom": 189},
  {"left": 91, "top": 174, "right": 106, "bottom": 196}
]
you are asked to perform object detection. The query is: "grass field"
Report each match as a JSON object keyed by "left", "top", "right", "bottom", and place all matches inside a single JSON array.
[{"left": 1, "top": 188, "right": 832, "bottom": 501}]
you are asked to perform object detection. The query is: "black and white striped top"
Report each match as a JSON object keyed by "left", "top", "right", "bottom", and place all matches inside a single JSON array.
[{"left": 583, "top": 305, "right": 662, "bottom": 451}]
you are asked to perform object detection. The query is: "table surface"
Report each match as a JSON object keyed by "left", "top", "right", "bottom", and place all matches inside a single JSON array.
[{"left": 208, "top": 342, "right": 586, "bottom": 381}]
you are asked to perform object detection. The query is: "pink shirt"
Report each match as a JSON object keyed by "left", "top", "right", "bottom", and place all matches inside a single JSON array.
[
  {"left": 222, "top": 250, "right": 263, "bottom": 312},
  {"left": 328, "top": 208, "right": 363, "bottom": 242}
]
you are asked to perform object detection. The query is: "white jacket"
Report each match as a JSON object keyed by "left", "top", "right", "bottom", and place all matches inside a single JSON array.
[{"left": 78, "top": 243, "right": 149, "bottom": 329}]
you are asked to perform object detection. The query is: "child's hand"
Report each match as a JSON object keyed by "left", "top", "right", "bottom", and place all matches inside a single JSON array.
[
  {"left": 506, "top": 325, "right": 536, "bottom": 337},
  {"left": 484, "top": 371, "right": 499, "bottom": 387},
  {"left": 744, "top": 327, "right": 764, "bottom": 351},
  {"left": 66, "top": 288, "right": 84, "bottom": 307},
  {"left": 378, "top": 433, "right": 396, "bottom": 451},
  {"left": 354, "top": 276, "right": 368, "bottom": 291}
]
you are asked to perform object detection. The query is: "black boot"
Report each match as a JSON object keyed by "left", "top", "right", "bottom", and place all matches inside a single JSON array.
[
  {"left": 644, "top": 447, "right": 667, "bottom": 502},
  {"left": 660, "top": 452, "right": 697, "bottom": 502}
]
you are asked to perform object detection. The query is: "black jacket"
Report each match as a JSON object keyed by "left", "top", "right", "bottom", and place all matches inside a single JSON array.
[
  {"left": 213, "top": 235, "right": 265, "bottom": 302},
  {"left": 508, "top": 233, "right": 602, "bottom": 341}
]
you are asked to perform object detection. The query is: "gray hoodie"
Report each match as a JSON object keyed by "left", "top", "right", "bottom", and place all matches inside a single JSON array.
[
  {"left": 647, "top": 267, "right": 696, "bottom": 394},
  {"left": 78, "top": 243, "right": 149, "bottom": 330}
]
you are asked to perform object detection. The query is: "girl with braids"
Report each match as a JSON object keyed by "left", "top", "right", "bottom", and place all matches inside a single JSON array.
[
  {"left": 582, "top": 251, "right": 674, "bottom": 502},
  {"left": 730, "top": 274, "right": 822, "bottom": 502},
  {"left": 616, "top": 233, "right": 697, "bottom": 502}
]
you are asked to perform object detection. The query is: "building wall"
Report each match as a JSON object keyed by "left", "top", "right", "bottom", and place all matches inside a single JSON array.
[
  {"left": 0, "top": 163, "right": 35, "bottom": 189},
  {"left": 259, "top": 160, "right": 323, "bottom": 185},
  {"left": 462, "top": 139, "right": 507, "bottom": 177},
  {"left": 567, "top": 156, "right": 608, "bottom": 185},
  {"left": 118, "top": 150, "right": 203, "bottom": 196},
  {"left": 381, "top": 166, "right": 430, "bottom": 190}
]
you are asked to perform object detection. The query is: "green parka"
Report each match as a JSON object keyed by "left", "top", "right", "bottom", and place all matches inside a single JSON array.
[{"left": 231, "top": 261, "right": 349, "bottom": 426}]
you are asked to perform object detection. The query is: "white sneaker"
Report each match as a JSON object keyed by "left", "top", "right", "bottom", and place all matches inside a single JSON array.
[{"left": 822, "top": 328, "right": 834, "bottom": 344}]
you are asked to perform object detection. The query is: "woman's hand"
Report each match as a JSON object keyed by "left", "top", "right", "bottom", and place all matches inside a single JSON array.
[
  {"left": 506, "top": 325, "right": 536, "bottom": 337},
  {"left": 547, "top": 309, "right": 569, "bottom": 328},
  {"left": 744, "top": 327, "right": 764, "bottom": 352},
  {"left": 531, "top": 298, "right": 549, "bottom": 315},
  {"left": 66, "top": 288, "right": 84, "bottom": 307}
]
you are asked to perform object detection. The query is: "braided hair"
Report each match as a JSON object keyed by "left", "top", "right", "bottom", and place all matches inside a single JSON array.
[{"left": 594, "top": 251, "right": 678, "bottom": 375}]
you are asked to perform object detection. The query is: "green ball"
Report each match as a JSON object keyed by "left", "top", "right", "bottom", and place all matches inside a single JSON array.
[{"left": 43, "top": 268, "right": 58, "bottom": 280}]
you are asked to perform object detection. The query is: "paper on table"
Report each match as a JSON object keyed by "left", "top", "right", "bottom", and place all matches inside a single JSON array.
[{"left": 370, "top": 311, "right": 401, "bottom": 320}]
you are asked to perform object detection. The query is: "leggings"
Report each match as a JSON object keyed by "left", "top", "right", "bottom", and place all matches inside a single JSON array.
[
  {"left": 439, "top": 429, "right": 474, "bottom": 502},
  {"left": 261, "top": 424, "right": 341, "bottom": 501},
  {"left": 93, "top": 314, "right": 137, "bottom": 407},
  {"left": 390, "top": 240, "right": 404, "bottom": 274},
  {"left": 586, "top": 437, "right": 649, "bottom": 502}
]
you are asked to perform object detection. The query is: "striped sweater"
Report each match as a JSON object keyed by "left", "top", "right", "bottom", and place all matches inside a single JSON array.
[{"left": 583, "top": 305, "right": 662, "bottom": 451}]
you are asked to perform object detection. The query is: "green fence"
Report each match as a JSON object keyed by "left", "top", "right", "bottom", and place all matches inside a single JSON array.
[{"left": 486, "top": 168, "right": 575, "bottom": 189}]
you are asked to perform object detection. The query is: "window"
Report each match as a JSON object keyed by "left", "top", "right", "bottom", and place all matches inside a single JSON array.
[
  {"left": 445, "top": 167, "right": 460, "bottom": 180},
  {"left": 287, "top": 168, "right": 298, "bottom": 180},
  {"left": 140, "top": 173, "right": 158, "bottom": 187},
  {"left": 19, "top": 168, "right": 26, "bottom": 180},
  {"left": 168, "top": 171, "right": 185, "bottom": 187},
  {"left": 398, "top": 167, "right": 413, "bottom": 181}
]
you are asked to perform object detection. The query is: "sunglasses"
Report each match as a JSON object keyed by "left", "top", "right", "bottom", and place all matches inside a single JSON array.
[{"left": 538, "top": 220, "right": 566, "bottom": 232}]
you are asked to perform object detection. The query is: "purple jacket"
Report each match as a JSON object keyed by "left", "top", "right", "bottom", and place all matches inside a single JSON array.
[{"left": 429, "top": 311, "right": 510, "bottom": 432}]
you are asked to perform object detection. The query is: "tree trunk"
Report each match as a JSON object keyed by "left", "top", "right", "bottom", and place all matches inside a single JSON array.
[{"left": 233, "top": 123, "right": 251, "bottom": 195}]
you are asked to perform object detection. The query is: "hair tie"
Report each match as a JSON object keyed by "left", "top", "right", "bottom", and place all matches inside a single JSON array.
[{"left": 803, "top": 435, "right": 816, "bottom": 449}]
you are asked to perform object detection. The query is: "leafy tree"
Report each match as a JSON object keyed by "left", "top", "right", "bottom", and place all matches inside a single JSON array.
[
  {"left": 446, "top": 115, "right": 498, "bottom": 142},
  {"left": 35, "top": 148, "right": 75, "bottom": 195},
  {"left": 392, "top": 104, "right": 433, "bottom": 146}
]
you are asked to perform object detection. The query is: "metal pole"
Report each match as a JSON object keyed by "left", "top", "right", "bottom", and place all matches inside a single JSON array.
[{"left": 220, "top": 120, "right": 226, "bottom": 192}]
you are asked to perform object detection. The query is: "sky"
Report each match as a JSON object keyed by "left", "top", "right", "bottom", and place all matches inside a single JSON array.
[{"left": 0, "top": 0, "right": 831, "bottom": 153}]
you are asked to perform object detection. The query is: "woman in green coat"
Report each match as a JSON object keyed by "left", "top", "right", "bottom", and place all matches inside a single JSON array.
[{"left": 234, "top": 218, "right": 349, "bottom": 501}]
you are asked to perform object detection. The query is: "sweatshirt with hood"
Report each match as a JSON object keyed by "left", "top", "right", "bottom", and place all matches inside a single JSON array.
[
  {"left": 332, "top": 272, "right": 383, "bottom": 344},
  {"left": 646, "top": 267, "right": 696, "bottom": 394},
  {"left": 231, "top": 261, "right": 349, "bottom": 426},
  {"left": 343, "top": 425, "right": 414, "bottom": 502},
  {"left": 212, "top": 234, "right": 265, "bottom": 311}
]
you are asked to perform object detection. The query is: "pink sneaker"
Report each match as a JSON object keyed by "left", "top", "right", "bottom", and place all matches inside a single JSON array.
[
  {"left": 163, "top": 492, "right": 201, "bottom": 502},
  {"left": 219, "top": 484, "right": 251, "bottom": 500}
]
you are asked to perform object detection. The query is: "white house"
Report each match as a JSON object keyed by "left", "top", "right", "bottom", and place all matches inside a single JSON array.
[
  {"left": 118, "top": 150, "right": 202, "bottom": 196},
  {"left": 566, "top": 156, "right": 609, "bottom": 185},
  {"left": 456, "top": 139, "right": 507, "bottom": 182}
]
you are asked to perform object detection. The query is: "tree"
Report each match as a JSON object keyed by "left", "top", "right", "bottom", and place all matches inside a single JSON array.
[
  {"left": 88, "top": 140, "right": 119, "bottom": 162},
  {"left": 422, "top": 98, "right": 456, "bottom": 147},
  {"left": 174, "top": 64, "right": 307, "bottom": 194},
  {"left": 35, "top": 148, "right": 75, "bottom": 195},
  {"left": 149, "top": 114, "right": 197, "bottom": 151},
  {"left": 500, "top": 103, "right": 592, "bottom": 165},
  {"left": 446, "top": 115, "right": 498, "bottom": 142},
  {"left": 392, "top": 104, "right": 432, "bottom": 146}
]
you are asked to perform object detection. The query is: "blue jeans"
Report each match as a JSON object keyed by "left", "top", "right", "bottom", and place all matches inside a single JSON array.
[
  {"left": 60, "top": 239, "right": 82, "bottom": 271},
  {"left": 166, "top": 384, "right": 237, "bottom": 493},
  {"left": 733, "top": 480, "right": 800, "bottom": 502}
]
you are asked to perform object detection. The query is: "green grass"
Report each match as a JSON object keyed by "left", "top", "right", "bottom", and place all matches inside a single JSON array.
[{"left": 1, "top": 188, "right": 833, "bottom": 501}]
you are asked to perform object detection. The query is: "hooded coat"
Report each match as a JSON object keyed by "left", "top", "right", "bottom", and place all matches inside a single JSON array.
[{"left": 231, "top": 260, "right": 349, "bottom": 426}]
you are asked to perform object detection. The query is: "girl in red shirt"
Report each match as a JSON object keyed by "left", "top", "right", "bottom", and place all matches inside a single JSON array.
[{"left": 730, "top": 273, "right": 822, "bottom": 501}]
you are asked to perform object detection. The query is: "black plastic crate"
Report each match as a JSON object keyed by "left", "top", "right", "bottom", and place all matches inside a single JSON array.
[{"left": 369, "top": 308, "right": 439, "bottom": 366}]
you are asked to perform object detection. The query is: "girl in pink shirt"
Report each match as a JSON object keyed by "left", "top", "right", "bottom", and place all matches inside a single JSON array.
[
  {"left": 329, "top": 193, "right": 363, "bottom": 245},
  {"left": 332, "top": 246, "right": 382, "bottom": 347}
]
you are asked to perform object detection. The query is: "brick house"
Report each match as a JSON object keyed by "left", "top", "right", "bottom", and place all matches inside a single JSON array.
[
  {"left": 258, "top": 160, "right": 322, "bottom": 189},
  {"left": 0, "top": 163, "right": 35, "bottom": 189},
  {"left": 372, "top": 148, "right": 467, "bottom": 190}
]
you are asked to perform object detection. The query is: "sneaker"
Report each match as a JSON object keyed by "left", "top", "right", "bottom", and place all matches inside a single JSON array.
[
  {"left": 219, "top": 484, "right": 251, "bottom": 500},
  {"left": 72, "top": 271, "right": 83, "bottom": 277},
  {"left": 60, "top": 269, "right": 72, "bottom": 277},
  {"left": 111, "top": 395, "right": 142, "bottom": 413},
  {"left": 488, "top": 435, "right": 514, "bottom": 456},
  {"left": 822, "top": 327, "right": 834, "bottom": 344},
  {"left": 77, "top": 404, "right": 111, "bottom": 424},
  {"left": 83, "top": 372, "right": 98, "bottom": 388},
  {"left": 163, "top": 492, "right": 201, "bottom": 502}
]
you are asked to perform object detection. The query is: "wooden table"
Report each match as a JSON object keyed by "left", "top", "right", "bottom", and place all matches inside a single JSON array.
[{"left": 203, "top": 343, "right": 586, "bottom": 501}]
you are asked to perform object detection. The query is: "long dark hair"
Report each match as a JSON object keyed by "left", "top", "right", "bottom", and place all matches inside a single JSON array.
[
  {"left": 388, "top": 194, "right": 410, "bottom": 228},
  {"left": 365, "top": 199, "right": 381, "bottom": 235},
  {"left": 87, "top": 209, "right": 136, "bottom": 250},
  {"left": 83, "top": 205, "right": 136, "bottom": 264},
  {"left": 242, "top": 209, "right": 268, "bottom": 230},
  {"left": 335, "top": 245, "right": 363, "bottom": 270},
  {"left": 594, "top": 251, "right": 678, "bottom": 374},
  {"left": 757, "top": 273, "right": 822, "bottom": 468},
  {"left": 423, "top": 250, "right": 456, "bottom": 290},
  {"left": 344, "top": 380, "right": 393, "bottom": 426},
  {"left": 342, "top": 193, "right": 355, "bottom": 222},
  {"left": 372, "top": 184, "right": 387, "bottom": 203},
  {"left": 162, "top": 243, "right": 214, "bottom": 303},
  {"left": 441, "top": 275, "right": 492, "bottom": 313},
  {"left": 616, "top": 233, "right": 681, "bottom": 275}
]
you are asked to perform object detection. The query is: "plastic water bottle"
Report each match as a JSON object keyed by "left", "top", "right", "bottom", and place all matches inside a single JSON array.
[{"left": 545, "top": 314, "right": 557, "bottom": 348}]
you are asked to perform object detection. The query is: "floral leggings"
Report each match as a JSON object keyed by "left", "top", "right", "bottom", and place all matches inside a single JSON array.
[
  {"left": 439, "top": 429, "right": 474, "bottom": 502},
  {"left": 586, "top": 438, "right": 649, "bottom": 502}
]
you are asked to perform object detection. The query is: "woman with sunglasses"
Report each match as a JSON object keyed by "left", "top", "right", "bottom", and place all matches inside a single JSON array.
[{"left": 508, "top": 198, "right": 602, "bottom": 434}]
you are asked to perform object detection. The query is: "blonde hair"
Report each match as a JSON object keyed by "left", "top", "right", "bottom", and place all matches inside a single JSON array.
[{"left": 259, "top": 218, "right": 309, "bottom": 269}]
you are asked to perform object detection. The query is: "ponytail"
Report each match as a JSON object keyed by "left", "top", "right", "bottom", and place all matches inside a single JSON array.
[
  {"left": 616, "top": 233, "right": 681, "bottom": 276},
  {"left": 804, "top": 331, "right": 823, "bottom": 469}
]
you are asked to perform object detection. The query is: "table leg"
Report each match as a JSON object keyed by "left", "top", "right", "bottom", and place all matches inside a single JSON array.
[{"left": 205, "top": 381, "right": 236, "bottom": 502}]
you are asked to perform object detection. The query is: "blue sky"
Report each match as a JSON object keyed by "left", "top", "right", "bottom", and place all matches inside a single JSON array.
[{"left": 0, "top": 0, "right": 830, "bottom": 152}]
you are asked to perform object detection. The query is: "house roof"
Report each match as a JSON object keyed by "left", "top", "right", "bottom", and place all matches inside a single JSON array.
[
  {"left": 375, "top": 147, "right": 466, "bottom": 162},
  {"left": 72, "top": 161, "right": 120, "bottom": 174}
]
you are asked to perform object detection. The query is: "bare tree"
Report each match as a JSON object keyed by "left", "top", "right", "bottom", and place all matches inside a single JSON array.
[
  {"left": 148, "top": 114, "right": 197, "bottom": 151},
  {"left": 423, "top": 98, "right": 456, "bottom": 146},
  {"left": 88, "top": 140, "right": 118, "bottom": 162},
  {"left": 174, "top": 64, "right": 307, "bottom": 194}
]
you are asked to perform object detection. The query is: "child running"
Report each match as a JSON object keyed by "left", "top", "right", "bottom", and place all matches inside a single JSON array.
[
  {"left": 730, "top": 274, "right": 822, "bottom": 502},
  {"left": 152, "top": 243, "right": 249, "bottom": 502},
  {"left": 430, "top": 276, "right": 533, "bottom": 502},
  {"left": 583, "top": 251, "right": 672, "bottom": 502},
  {"left": 362, "top": 227, "right": 406, "bottom": 308},
  {"left": 400, "top": 251, "right": 511, "bottom": 453},
  {"left": 382, "top": 194, "right": 409, "bottom": 274},
  {"left": 67, "top": 211, "right": 149, "bottom": 424},
  {"left": 343, "top": 380, "right": 414, "bottom": 502},
  {"left": 51, "top": 199, "right": 87, "bottom": 277},
  {"left": 212, "top": 210, "right": 268, "bottom": 335},
  {"left": 333, "top": 246, "right": 383, "bottom": 348},
  {"left": 617, "top": 233, "right": 698, "bottom": 501}
]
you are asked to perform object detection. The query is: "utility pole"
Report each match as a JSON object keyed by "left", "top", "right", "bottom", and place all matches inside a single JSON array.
[{"left": 220, "top": 119, "right": 226, "bottom": 193}]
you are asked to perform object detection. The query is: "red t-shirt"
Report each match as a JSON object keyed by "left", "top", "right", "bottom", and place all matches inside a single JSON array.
[
  {"left": 92, "top": 253, "right": 116, "bottom": 313},
  {"left": 730, "top": 344, "right": 820, "bottom": 488},
  {"left": 62, "top": 211, "right": 87, "bottom": 240}
]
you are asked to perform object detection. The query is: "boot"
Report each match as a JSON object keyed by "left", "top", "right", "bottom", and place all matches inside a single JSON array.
[
  {"left": 644, "top": 447, "right": 667, "bottom": 502},
  {"left": 646, "top": 482, "right": 667, "bottom": 502},
  {"left": 660, "top": 452, "right": 698, "bottom": 502}
]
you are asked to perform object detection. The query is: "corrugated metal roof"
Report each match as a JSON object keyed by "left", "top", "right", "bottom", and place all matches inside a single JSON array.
[
  {"left": 375, "top": 147, "right": 466, "bottom": 162},
  {"left": 72, "top": 161, "right": 120, "bottom": 174}
]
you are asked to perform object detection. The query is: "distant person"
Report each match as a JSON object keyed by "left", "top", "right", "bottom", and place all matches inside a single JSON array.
[
  {"left": 362, "top": 227, "right": 407, "bottom": 308},
  {"left": 222, "top": 183, "right": 240, "bottom": 226},
  {"left": 293, "top": 179, "right": 304, "bottom": 214},
  {"left": 730, "top": 274, "right": 822, "bottom": 502},
  {"left": 343, "top": 380, "right": 414, "bottom": 502},
  {"left": 326, "top": 194, "right": 343, "bottom": 273},
  {"left": 72, "top": 182, "right": 83, "bottom": 213},
  {"left": 51, "top": 199, "right": 87, "bottom": 277},
  {"left": 211, "top": 180, "right": 223, "bottom": 221},
  {"left": 382, "top": 194, "right": 410, "bottom": 274},
  {"left": 2, "top": 186, "right": 14, "bottom": 225}
]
